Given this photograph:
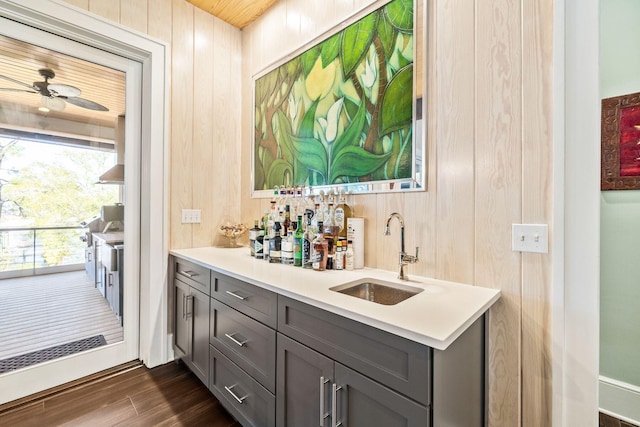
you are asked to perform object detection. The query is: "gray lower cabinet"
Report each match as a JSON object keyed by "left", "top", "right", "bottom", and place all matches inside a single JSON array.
[
  {"left": 172, "top": 256, "right": 485, "bottom": 427},
  {"left": 276, "top": 330, "right": 429, "bottom": 427},
  {"left": 173, "top": 258, "right": 211, "bottom": 385}
]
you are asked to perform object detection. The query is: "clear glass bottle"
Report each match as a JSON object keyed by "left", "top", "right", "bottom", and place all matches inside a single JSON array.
[
  {"left": 345, "top": 240, "right": 354, "bottom": 271},
  {"left": 335, "top": 189, "right": 352, "bottom": 238},
  {"left": 269, "top": 222, "right": 282, "bottom": 263},
  {"left": 281, "top": 230, "right": 294, "bottom": 265},
  {"left": 283, "top": 204, "right": 291, "bottom": 235},
  {"left": 255, "top": 225, "right": 265, "bottom": 260},
  {"left": 249, "top": 220, "right": 260, "bottom": 257},
  {"left": 294, "top": 215, "right": 304, "bottom": 267},
  {"left": 302, "top": 211, "right": 314, "bottom": 269},
  {"left": 312, "top": 221, "right": 328, "bottom": 271}
]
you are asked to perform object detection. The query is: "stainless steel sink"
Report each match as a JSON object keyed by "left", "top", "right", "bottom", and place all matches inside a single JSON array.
[{"left": 330, "top": 278, "right": 423, "bottom": 305}]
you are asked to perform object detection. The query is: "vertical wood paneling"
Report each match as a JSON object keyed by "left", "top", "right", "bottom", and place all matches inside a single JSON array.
[
  {"left": 147, "top": 0, "right": 172, "bottom": 43},
  {"left": 120, "top": 0, "right": 148, "bottom": 34},
  {"left": 63, "top": 0, "right": 88, "bottom": 10},
  {"left": 521, "top": 0, "right": 553, "bottom": 425},
  {"left": 192, "top": 9, "right": 216, "bottom": 248},
  {"left": 170, "top": 0, "right": 195, "bottom": 249},
  {"left": 88, "top": 0, "right": 119, "bottom": 22},
  {"left": 434, "top": 0, "right": 475, "bottom": 284},
  {"left": 475, "top": 1, "right": 523, "bottom": 426}
]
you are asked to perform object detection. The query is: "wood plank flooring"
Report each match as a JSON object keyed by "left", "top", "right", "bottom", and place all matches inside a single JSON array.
[
  {"left": 0, "top": 271, "right": 123, "bottom": 361},
  {"left": 0, "top": 361, "right": 240, "bottom": 426}
]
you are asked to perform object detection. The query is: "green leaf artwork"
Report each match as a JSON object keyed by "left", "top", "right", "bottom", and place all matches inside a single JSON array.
[{"left": 253, "top": 0, "right": 416, "bottom": 191}]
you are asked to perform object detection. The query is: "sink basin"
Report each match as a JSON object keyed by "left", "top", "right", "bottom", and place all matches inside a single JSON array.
[{"left": 330, "top": 278, "right": 423, "bottom": 305}]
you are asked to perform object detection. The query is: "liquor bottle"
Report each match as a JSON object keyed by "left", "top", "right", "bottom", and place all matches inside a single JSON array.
[
  {"left": 294, "top": 215, "right": 304, "bottom": 267},
  {"left": 255, "top": 224, "right": 265, "bottom": 259},
  {"left": 281, "top": 230, "right": 294, "bottom": 265},
  {"left": 312, "top": 221, "right": 328, "bottom": 271},
  {"left": 269, "top": 222, "right": 282, "bottom": 263},
  {"left": 283, "top": 204, "right": 291, "bottom": 235},
  {"left": 302, "top": 211, "right": 314, "bottom": 269},
  {"left": 345, "top": 240, "right": 354, "bottom": 271},
  {"left": 249, "top": 220, "right": 260, "bottom": 257},
  {"left": 335, "top": 189, "right": 352, "bottom": 238}
]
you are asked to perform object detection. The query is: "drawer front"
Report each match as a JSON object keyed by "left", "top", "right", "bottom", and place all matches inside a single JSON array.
[
  {"left": 212, "top": 272, "right": 277, "bottom": 328},
  {"left": 278, "top": 296, "right": 431, "bottom": 405},
  {"left": 175, "top": 257, "right": 211, "bottom": 295},
  {"left": 210, "top": 298, "right": 276, "bottom": 393},
  {"left": 209, "top": 345, "right": 276, "bottom": 427}
]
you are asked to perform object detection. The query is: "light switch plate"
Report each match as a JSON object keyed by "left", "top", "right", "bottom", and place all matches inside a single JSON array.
[
  {"left": 512, "top": 224, "right": 548, "bottom": 253},
  {"left": 181, "top": 209, "right": 201, "bottom": 224}
]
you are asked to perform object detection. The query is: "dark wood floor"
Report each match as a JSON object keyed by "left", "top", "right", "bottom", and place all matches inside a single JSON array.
[
  {"left": 0, "top": 361, "right": 240, "bottom": 427},
  {"left": 600, "top": 412, "right": 639, "bottom": 427}
]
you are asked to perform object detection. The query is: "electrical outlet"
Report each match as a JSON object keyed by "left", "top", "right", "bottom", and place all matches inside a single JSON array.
[
  {"left": 512, "top": 224, "right": 548, "bottom": 253},
  {"left": 181, "top": 209, "right": 202, "bottom": 224}
]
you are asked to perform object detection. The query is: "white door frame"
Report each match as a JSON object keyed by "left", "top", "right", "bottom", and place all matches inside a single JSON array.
[
  {"left": 0, "top": 0, "right": 169, "bottom": 404},
  {"left": 553, "top": 0, "right": 600, "bottom": 425}
]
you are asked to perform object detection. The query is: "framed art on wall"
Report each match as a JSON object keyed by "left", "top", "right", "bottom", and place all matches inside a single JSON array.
[
  {"left": 251, "top": 0, "right": 424, "bottom": 197},
  {"left": 601, "top": 91, "right": 640, "bottom": 190}
]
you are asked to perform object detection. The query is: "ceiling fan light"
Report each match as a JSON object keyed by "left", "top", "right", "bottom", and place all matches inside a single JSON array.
[
  {"left": 38, "top": 106, "right": 50, "bottom": 113},
  {"left": 41, "top": 95, "right": 66, "bottom": 111}
]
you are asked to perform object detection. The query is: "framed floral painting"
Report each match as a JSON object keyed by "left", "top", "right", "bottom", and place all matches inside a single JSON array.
[{"left": 252, "top": 0, "right": 423, "bottom": 196}]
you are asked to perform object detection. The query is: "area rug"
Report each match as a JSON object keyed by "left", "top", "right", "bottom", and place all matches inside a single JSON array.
[{"left": 0, "top": 335, "right": 107, "bottom": 374}]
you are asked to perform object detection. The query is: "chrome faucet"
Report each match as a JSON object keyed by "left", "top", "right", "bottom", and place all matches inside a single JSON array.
[{"left": 384, "top": 212, "right": 419, "bottom": 280}]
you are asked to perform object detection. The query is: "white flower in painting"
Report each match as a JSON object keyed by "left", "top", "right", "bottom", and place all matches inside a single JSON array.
[
  {"left": 361, "top": 55, "right": 377, "bottom": 89},
  {"left": 318, "top": 98, "right": 344, "bottom": 143}
]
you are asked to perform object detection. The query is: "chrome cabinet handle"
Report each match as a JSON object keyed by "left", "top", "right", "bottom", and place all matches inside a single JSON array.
[
  {"left": 331, "top": 384, "right": 343, "bottom": 427},
  {"left": 108, "top": 273, "right": 113, "bottom": 286},
  {"left": 319, "top": 376, "right": 330, "bottom": 426},
  {"left": 224, "top": 384, "right": 247, "bottom": 404},
  {"left": 186, "top": 295, "right": 194, "bottom": 318},
  {"left": 182, "top": 294, "right": 186, "bottom": 320},
  {"left": 224, "top": 333, "right": 247, "bottom": 347},
  {"left": 179, "top": 270, "right": 197, "bottom": 278},
  {"left": 225, "top": 290, "right": 248, "bottom": 301}
]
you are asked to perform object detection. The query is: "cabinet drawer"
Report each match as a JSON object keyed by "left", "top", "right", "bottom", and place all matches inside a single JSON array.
[
  {"left": 209, "top": 345, "right": 275, "bottom": 427},
  {"left": 210, "top": 298, "right": 276, "bottom": 393},
  {"left": 278, "top": 296, "right": 431, "bottom": 405},
  {"left": 212, "top": 272, "right": 277, "bottom": 328},
  {"left": 175, "top": 257, "right": 210, "bottom": 295}
]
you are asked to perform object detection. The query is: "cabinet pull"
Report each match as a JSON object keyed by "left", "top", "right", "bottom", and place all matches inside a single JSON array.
[
  {"left": 225, "top": 290, "right": 248, "bottom": 301},
  {"left": 186, "top": 295, "right": 194, "bottom": 319},
  {"left": 181, "top": 294, "right": 186, "bottom": 320},
  {"left": 179, "top": 270, "right": 197, "bottom": 278},
  {"left": 108, "top": 273, "right": 113, "bottom": 286},
  {"left": 331, "top": 384, "right": 343, "bottom": 427},
  {"left": 319, "top": 376, "right": 330, "bottom": 426},
  {"left": 224, "top": 384, "right": 247, "bottom": 404},
  {"left": 224, "top": 333, "right": 247, "bottom": 347}
]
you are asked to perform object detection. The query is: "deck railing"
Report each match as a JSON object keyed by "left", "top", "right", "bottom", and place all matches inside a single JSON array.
[{"left": 0, "top": 226, "right": 85, "bottom": 279}]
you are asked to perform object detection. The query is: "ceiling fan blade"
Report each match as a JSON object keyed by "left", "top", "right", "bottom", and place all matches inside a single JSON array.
[
  {"left": 0, "top": 87, "right": 37, "bottom": 93},
  {"left": 64, "top": 96, "right": 109, "bottom": 111},
  {"left": 0, "top": 74, "right": 36, "bottom": 91},
  {"left": 48, "top": 83, "right": 81, "bottom": 97}
]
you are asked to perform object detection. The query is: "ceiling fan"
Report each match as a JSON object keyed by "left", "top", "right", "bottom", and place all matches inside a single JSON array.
[{"left": 0, "top": 68, "right": 109, "bottom": 112}]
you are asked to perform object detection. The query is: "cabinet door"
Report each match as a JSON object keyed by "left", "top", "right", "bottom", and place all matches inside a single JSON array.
[
  {"left": 334, "top": 363, "right": 429, "bottom": 427},
  {"left": 276, "top": 334, "right": 334, "bottom": 427},
  {"left": 190, "top": 286, "right": 210, "bottom": 384},
  {"left": 174, "top": 279, "right": 190, "bottom": 358}
]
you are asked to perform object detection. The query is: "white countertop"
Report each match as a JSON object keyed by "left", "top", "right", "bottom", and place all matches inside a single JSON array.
[{"left": 170, "top": 246, "right": 500, "bottom": 350}]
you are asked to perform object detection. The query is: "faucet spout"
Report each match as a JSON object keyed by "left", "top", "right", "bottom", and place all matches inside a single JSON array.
[{"left": 384, "top": 212, "right": 418, "bottom": 280}]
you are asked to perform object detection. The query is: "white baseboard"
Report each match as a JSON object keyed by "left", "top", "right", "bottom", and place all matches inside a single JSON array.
[{"left": 600, "top": 376, "right": 640, "bottom": 426}]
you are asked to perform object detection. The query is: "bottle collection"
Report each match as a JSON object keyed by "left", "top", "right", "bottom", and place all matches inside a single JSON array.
[{"left": 248, "top": 186, "right": 356, "bottom": 272}]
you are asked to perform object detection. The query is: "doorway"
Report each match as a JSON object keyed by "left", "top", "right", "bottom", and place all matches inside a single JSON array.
[{"left": 0, "top": 13, "right": 142, "bottom": 404}]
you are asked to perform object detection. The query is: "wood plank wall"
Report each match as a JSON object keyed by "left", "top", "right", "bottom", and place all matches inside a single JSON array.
[
  {"left": 61, "top": 0, "right": 243, "bottom": 251},
  {"left": 60, "top": 0, "right": 553, "bottom": 424},
  {"left": 240, "top": 0, "right": 554, "bottom": 425}
]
